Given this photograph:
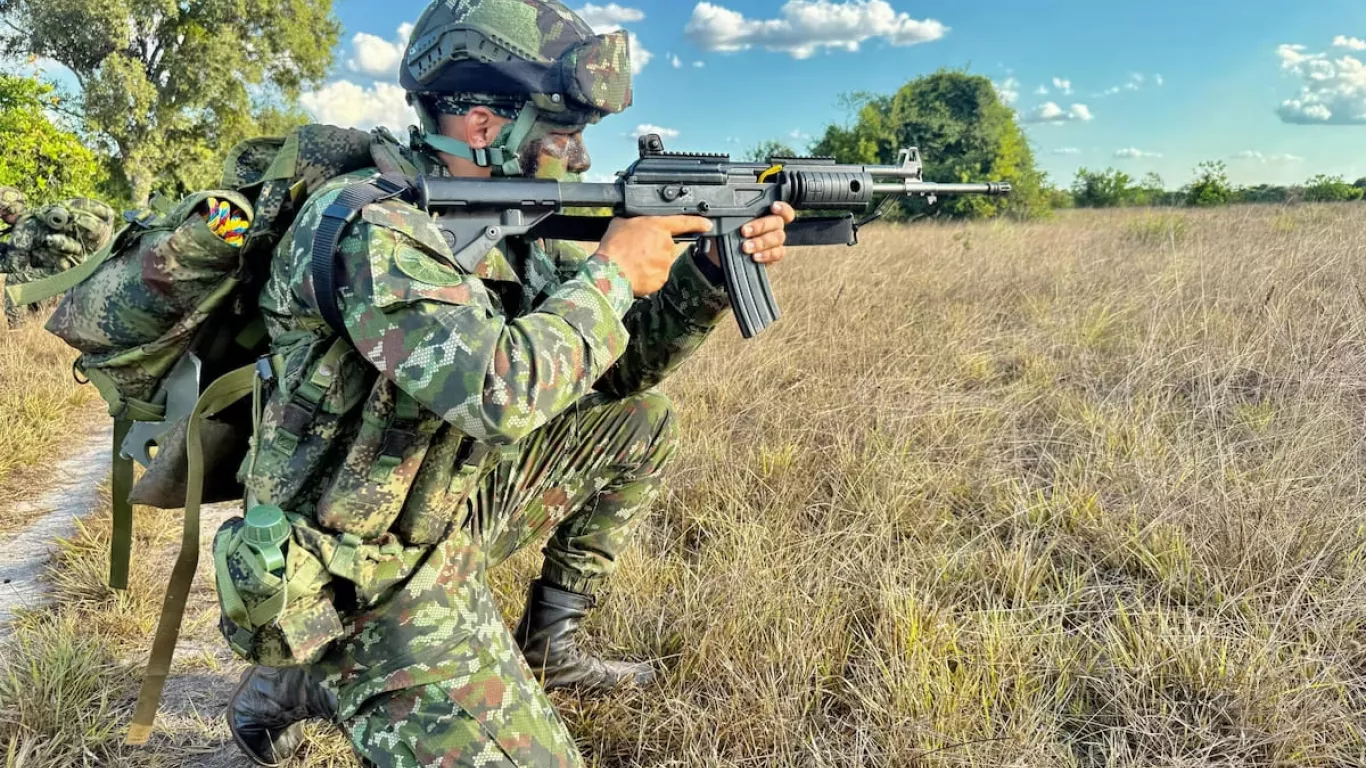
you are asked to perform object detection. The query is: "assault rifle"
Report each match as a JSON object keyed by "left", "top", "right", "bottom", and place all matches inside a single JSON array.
[{"left": 325, "top": 134, "right": 1012, "bottom": 339}]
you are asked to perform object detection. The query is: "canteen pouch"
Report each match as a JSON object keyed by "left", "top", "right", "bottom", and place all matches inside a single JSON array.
[
  {"left": 213, "top": 513, "right": 344, "bottom": 667},
  {"left": 213, "top": 509, "right": 436, "bottom": 667}
]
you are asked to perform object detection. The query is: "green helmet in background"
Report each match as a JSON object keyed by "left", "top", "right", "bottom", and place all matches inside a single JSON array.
[
  {"left": 400, "top": 0, "right": 633, "bottom": 176},
  {"left": 0, "top": 186, "right": 27, "bottom": 221}
]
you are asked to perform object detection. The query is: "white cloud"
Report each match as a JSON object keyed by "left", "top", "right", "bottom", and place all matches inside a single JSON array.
[
  {"left": 789, "top": 128, "right": 812, "bottom": 142},
  {"left": 575, "top": 3, "right": 645, "bottom": 30},
  {"left": 684, "top": 0, "right": 947, "bottom": 60},
  {"left": 994, "top": 76, "right": 1020, "bottom": 105},
  {"left": 693, "top": 60, "right": 706, "bottom": 68},
  {"left": 1114, "top": 147, "right": 1162, "bottom": 158},
  {"left": 300, "top": 81, "right": 415, "bottom": 134},
  {"left": 670, "top": 54, "right": 682, "bottom": 68},
  {"left": 1231, "top": 150, "right": 1304, "bottom": 163},
  {"left": 1093, "top": 73, "right": 1162, "bottom": 97},
  {"left": 575, "top": 5, "right": 652, "bottom": 74},
  {"left": 1051, "top": 147, "right": 1081, "bottom": 155},
  {"left": 1052, "top": 77, "right": 1072, "bottom": 95},
  {"left": 1333, "top": 35, "right": 1366, "bottom": 51},
  {"left": 631, "top": 123, "right": 680, "bottom": 139},
  {"left": 1276, "top": 41, "right": 1366, "bottom": 124},
  {"left": 346, "top": 23, "right": 414, "bottom": 78},
  {"left": 1034, "top": 84, "right": 1049, "bottom": 95},
  {"left": 1022, "top": 101, "right": 1093, "bottom": 123}
]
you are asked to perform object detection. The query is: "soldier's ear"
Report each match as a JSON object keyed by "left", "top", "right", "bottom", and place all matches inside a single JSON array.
[{"left": 464, "top": 107, "right": 507, "bottom": 150}]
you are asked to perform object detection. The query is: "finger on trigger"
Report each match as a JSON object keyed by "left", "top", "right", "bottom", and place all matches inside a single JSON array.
[{"left": 664, "top": 215, "right": 715, "bottom": 236}]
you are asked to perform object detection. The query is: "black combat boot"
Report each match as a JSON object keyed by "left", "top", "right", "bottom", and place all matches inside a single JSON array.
[
  {"left": 513, "top": 579, "right": 655, "bottom": 693},
  {"left": 227, "top": 666, "right": 337, "bottom": 767}
]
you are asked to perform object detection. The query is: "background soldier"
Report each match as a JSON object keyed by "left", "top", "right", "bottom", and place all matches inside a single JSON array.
[
  {"left": 225, "top": 1, "right": 795, "bottom": 766},
  {"left": 1, "top": 192, "right": 115, "bottom": 325},
  {"left": 0, "top": 186, "right": 25, "bottom": 229}
]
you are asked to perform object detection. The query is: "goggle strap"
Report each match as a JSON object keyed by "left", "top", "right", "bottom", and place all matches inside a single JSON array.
[
  {"left": 495, "top": 104, "right": 542, "bottom": 177},
  {"left": 414, "top": 103, "right": 542, "bottom": 175},
  {"left": 421, "top": 133, "right": 481, "bottom": 165}
]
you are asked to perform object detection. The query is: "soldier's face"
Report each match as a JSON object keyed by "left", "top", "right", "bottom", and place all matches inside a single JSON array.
[{"left": 519, "top": 127, "right": 592, "bottom": 180}]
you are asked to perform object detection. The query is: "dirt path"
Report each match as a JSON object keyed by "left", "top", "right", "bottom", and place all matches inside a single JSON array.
[
  {"left": 0, "top": 421, "right": 113, "bottom": 632},
  {"left": 0, "top": 426, "right": 339, "bottom": 765}
]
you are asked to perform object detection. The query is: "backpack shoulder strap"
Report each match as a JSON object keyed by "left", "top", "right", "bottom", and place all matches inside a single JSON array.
[{"left": 309, "top": 174, "right": 411, "bottom": 342}]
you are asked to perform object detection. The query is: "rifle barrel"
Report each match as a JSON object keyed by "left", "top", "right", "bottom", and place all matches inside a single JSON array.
[{"left": 872, "top": 181, "right": 1013, "bottom": 195}]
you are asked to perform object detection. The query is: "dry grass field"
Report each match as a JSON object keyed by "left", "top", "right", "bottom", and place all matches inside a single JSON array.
[
  {"left": 4, "top": 204, "right": 1366, "bottom": 766},
  {"left": 0, "top": 313, "right": 98, "bottom": 532}
]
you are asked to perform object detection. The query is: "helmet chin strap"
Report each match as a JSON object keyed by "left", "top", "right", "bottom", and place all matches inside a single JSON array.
[{"left": 414, "top": 100, "right": 542, "bottom": 177}]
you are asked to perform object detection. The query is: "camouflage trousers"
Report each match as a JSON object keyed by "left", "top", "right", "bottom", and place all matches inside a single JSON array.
[{"left": 317, "top": 389, "right": 677, "bottom": 768}]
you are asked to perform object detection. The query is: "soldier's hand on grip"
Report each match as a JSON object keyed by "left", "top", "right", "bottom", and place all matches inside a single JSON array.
[{"left": 596, "top": 215, "right": 714, "bottom": 297}]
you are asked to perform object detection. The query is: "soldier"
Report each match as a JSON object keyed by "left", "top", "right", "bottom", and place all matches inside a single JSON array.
[
  {"left": 1, "top": 193, "right": 115, "bottom": 324},
  {"left": 225, "top": 1, "right": 794, "bottom": 766},
  {"left": 0, "top": 186, "right": 25, "bottom": 229}
]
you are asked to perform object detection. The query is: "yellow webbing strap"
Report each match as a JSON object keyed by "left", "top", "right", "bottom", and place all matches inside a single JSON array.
[
  {"left": 126, "top": 364, "right": 257, "bottom": 745},
  {"left": 109, "top": 418, "right": 135, "bottom": 590}
]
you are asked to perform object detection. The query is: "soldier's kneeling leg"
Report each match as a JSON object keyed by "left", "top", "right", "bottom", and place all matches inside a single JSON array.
[{"left": 476, "top": 389, "right": 678, "bottom": 693}]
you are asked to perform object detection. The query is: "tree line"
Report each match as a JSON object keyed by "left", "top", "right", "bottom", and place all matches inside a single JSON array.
[{"left": 1065, "top": 163, "right": 1365, "bottom": 209}]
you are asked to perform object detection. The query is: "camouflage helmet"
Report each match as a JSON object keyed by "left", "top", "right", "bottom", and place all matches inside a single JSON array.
[
  {"left": 0, "top": 186, "right": 26, "bottom": 219},
  {"left": 400, "top": 0, "right": 632, "bottom": 176}
]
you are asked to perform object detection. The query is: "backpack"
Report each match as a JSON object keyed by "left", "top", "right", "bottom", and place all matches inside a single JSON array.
[{"left": 32, "top": 124, "right": 411, "bottom": 744}]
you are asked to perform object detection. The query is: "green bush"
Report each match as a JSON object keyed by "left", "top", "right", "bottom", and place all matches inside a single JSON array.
[
  {"left": 1071, "top": 168, "right": 1138, "bottom": 208},
  {"left": 1183, "top": 161, "right": 1234, "bottom": 207},
  {"left": 0, "top": 74, "right": 106, "bottom": 205},
  {"left": 1303, "top": 174, "right": 1364, "bottom": 202}
]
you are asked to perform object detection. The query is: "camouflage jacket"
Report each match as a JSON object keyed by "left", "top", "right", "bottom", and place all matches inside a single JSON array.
[
  {"left": 247, "top": 168, "right": 731, "bottom": 538},
  {"left": 0, "top": 198, "right": 116, "bottom": 283}
]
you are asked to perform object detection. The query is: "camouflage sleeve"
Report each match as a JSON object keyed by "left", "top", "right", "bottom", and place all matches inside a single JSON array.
[
  {"left": 0, "top": 240, "right": 27, "bottom": 274},
  {"left": 594, "top": 244, "right": 732, "bottom": 398},
  {"left": 329, "top": 200, "right": 636, "bottom": 446}
]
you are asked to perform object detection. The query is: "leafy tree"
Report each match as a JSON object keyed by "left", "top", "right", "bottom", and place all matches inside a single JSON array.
[
  {"left": 1354, "top": 177, "right": 1366, "bottom": 191},
  {"left": 1183, "top": 161, "right": 1233, "bottom": 207},
  {"left": 745, "top": 140, "right": 799, "bottom": 162},
  {"left": 812, "top": 70, "right": 1049, "bottom": 219},
  {"left": 0, "top": 72, "right": 105, "bottom": 205},
  {"left": 1071, "top": 168, "right": 1136, "bottom": 208},
  {"left": 1303, "top": 174, "right": 1365, "bottom": 202},
  {"left": 2, "top": 0, "right": 340, "bottom": 206}
]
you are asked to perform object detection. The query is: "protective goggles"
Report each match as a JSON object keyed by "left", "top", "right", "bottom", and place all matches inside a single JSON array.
[{"left": 403, "top": 27, "right": 632, "bottom": 124}]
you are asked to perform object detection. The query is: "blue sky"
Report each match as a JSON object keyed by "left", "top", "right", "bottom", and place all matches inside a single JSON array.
[{"left": 140, "top": 2, "right": 1366, "bottom": 188}]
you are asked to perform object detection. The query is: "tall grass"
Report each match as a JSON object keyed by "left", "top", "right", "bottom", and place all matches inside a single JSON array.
[
  {"left": 4, "top": 205, "right": 1366, "bottom": 766},
  {"left": 0, "top": 315, "right": 96, "bottom": 530},
  {"left": 549, "top": 204, "right": 1366, "bottom": 766}
]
